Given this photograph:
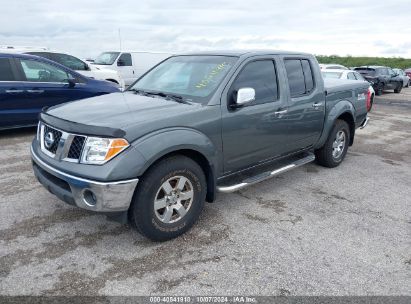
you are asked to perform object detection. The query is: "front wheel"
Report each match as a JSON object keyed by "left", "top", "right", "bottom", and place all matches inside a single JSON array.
[
  {"left": 129, "top": 155, "right": 207, "bottom": 241},
  {"left": 394, "top": 82, "right": 402, "bottom": 93},
  {"left": 315, "top": 120, "right": 350, "bottom": 168}
]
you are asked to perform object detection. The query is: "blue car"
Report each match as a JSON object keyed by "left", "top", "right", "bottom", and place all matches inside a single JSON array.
[{"left": 0, "top": 53, "right": 120, "bottom": 130}]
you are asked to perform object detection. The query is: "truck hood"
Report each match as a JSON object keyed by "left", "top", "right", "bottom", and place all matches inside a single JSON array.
[{"left": 45, "top": 92, "right": 204, "bottom": 140}]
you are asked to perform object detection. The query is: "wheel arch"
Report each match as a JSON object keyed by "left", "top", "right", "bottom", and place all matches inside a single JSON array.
[{"left": 131, "top": 128, "right": 219, "bottom": 203}]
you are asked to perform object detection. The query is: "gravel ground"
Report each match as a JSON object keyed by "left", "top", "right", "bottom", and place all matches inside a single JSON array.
[{"left": 0, "top": 89, "right": 410, "bottom": 296}]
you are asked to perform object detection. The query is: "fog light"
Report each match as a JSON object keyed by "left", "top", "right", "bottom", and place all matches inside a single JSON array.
[{"left": 83, "top": 189, "right": 97, "bottom": 206}]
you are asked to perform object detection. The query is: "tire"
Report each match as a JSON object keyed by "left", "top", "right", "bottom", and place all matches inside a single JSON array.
[
  {"left": 376, "top": 83, "right": 384, "bottom": 96},
  {"left": 129, "top": 155, "right": 207, "bottom": 241},
  {"left": 315, "top": 120, "right": 350, "bottom": 168},
  {"left": 394, "top": 82, "right": 402, "bottom": 93}
]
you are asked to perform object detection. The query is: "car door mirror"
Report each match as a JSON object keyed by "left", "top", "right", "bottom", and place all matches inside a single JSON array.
[
  {"left": 234, "top": 88, "right": 255, "bottom": 107},
  {"left": 117, "top": 59, "right": 125, "bottom": 66},
  {"left": 65, "top": 77, "right": 76, "bottom": 88}
]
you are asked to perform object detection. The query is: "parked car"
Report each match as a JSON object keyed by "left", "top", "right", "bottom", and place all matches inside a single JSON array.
[
  {"left": 92, "top": 51, "right": 172, "bottom": 87},
  {"left": 405, "top": 68, "right": 411, "bottom": 81},
  {"left": 354, "top": 66, "right": 403, "bottom": 95},
  {"left": 319, "top": 63, "right": 348, "bottom": 70},
  {"left": 322, "top": 69, "right": 375, "bottom": 111},
  {"left": 31, "top": 50, "right": 369, "bottom": 241},
  {"left": 0, "top": 53, "right": 120, "bottom": 130},
  {"left": 393, "top": 68, "right": 410, "bottom": 88}
]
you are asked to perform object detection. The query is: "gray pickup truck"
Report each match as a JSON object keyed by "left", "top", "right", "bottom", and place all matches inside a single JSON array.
[{"left": 31, "top": 50, "right": 370, "bottom": 241}]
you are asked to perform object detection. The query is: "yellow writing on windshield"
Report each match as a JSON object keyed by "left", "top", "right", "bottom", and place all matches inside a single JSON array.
[{"left": 195, "top": 62, "right": 229, "bottom": 89}]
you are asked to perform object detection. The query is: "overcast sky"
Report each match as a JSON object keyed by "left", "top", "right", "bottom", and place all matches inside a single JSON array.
[{"left": 1, "top": 0, "right": 410, "bottom": 59}]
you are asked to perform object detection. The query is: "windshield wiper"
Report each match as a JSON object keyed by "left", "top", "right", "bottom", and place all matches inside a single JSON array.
[
  {"left": 145, "top": 91, "right": 191, "bottom": 104},
  {"left": 129, "top": 89, "right": 149, "bottom": 96}
]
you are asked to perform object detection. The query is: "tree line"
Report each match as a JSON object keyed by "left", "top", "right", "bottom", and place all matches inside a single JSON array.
[{"left": 316, "top": 55, "right": 411, "bottom": 70}]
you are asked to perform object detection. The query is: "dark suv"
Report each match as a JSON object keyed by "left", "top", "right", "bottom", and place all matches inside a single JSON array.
[{"left": 354, "top": 66, "right": 403, "bottom": 95}]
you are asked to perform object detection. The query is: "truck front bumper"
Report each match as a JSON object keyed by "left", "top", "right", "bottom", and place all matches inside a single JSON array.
[{"left": 31, "top": 146, "right": 138, "bottom": 212}]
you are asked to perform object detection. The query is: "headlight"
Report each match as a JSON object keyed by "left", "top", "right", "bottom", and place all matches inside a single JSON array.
[{"left": 81, "top": 137, "right": 129, "bottom": 165}]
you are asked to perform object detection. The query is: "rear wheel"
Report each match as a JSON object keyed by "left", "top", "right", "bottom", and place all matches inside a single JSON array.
[
  {"left": 315, "top": 120, "right": 350, "bottom": 168},
  {"left": 129, "top": 155, "right": 206, "bottom": 241},
  {"left": 394, "top": 82, "right": 402, "bottom": 93}
]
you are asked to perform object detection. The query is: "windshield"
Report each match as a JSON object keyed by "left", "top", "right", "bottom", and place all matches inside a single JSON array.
[
  {"left": 322, "top": 71, "right": 342, "bottom": 79},
  {"left": 128, "top": 55, "right": 238, "bottom": 103},
  {"left": 93, "top": 52, "right": 120, "bottom": 65},
  {"left": 354, "top": 68, "right": 376, "bottom": 76}
]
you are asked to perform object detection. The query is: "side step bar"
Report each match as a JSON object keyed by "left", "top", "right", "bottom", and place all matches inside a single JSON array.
[{"left": 217, "top": 152, "right": 316, "bottom": 193}]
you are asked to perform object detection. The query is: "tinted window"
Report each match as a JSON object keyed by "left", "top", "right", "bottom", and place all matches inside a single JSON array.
[
  {"left": 347, "top": 72, "right": 356, "bottom": 80},
  {"left": 354, "top": 68, "right": 376, "bottom": 76},
  {"left": 284, "top": 59, "right": 306, "bottom": 97},
  {"left": 231, "top": 60, "right": 278, "bottom": 105},
  {"left": 52, "top": 53, "right": 88, "bottom": 71},
  {"left": 0, "top": 58, "right": 15, "bottom": 81},
  {"left": 301, "top": 60, "right": 314, "bottom": 92},
  {"left": 118, "top": 53, "right": 132, "bottom": 66},
  {"left": 19, "top": 59, "right": 70, "bottom": 82}
]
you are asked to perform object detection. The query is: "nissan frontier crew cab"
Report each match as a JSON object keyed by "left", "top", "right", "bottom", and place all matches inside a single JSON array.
[{"left": 31, "top": 50, "right": 370, "bottom": 241}]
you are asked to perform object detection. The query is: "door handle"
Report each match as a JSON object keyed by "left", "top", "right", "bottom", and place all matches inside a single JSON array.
[
  {"left": 5, "top": 89, "right": 24, "bottom": 93},
  {"left": 27, "top": 89, "right": 44, "bottom": 94},
  {"left": 274, "top": 109, "right": 288, "bottom": 117},
  {"left": 312, "top": 102, "right": 323, "bottom": 109}
]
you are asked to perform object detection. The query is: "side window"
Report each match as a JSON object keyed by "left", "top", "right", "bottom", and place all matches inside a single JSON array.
[
  {"left": 284, "top": 59, "right": 305, "bottom": 97},
  {"left": 301, "top": 59, "right": 314, "bottom": 92},
  {"left": 19, "top": 59, "right": 70, "bottom": 82},
  {"left": 52, "top": 53, "right": 88, "bottom": 71},
  {"left": 0, "top": 58, "right": 16, "bottom": 81},
  {"left": 347, "top": 72, "right": 356, "bottom": 80},
  {"left": 388, "top": 69, "right": 395, "bottom": 76},
  {"left": 230, "top": 60, "right": 278, "bottom": 105},
  {"left": 118, "top": 53, "right": 132, "bottom": 66},
  {"left": 354, "top": 72, "right": 365, "bottom": 81}
]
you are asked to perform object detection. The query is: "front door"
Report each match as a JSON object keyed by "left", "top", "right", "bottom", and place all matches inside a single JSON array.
[
  {"left": 221, "top": 58, "right": 289, "bottom": 174},
  {"left": 12, "top": 58, "right": 90, "bottom": 124},
  {"left": 116, "top": 53, "right": 134, "bottom": 86}
]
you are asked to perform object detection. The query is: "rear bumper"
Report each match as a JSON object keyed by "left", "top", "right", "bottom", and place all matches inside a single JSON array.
[
  {"left": 31, "top": 146, "right": 138, "bottom": 212},
  {"left": 360, "top": 115, "right": 369, "bottom": 129}
]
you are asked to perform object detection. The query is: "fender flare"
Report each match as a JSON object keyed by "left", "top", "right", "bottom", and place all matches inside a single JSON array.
[
  {"left": 130, "top": 128, "right": 220, "bottom": 201},
  {"left": 315, "top": 100, "right": 355, "bottom": 149}
]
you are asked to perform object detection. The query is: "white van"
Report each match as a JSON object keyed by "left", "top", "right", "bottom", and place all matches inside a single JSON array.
[{"left": 92, "top": 51, "right": 172, "bottom": 86}]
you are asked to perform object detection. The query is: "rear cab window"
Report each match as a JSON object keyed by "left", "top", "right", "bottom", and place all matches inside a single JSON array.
[{"left": 284, "top": 58, "right": 315, "bottom": 97}]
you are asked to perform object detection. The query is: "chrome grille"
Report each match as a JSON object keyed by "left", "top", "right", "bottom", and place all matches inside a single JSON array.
[
  {"left": 39, "top": 122, "right": 87, "bottom": 162},
  {"left": 67, "top": 136, "right": 86, "bottom": 160},
  {"left": 42, "top": 125, "right": 62, "bottom": 154}
]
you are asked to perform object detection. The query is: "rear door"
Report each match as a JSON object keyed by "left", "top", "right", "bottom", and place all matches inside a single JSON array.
[
  {"left": 0, "top": 56, "right": 29, "bottom": 128},
  {"left": 281, "top": 57, "right": 325, "bottom": 152}
]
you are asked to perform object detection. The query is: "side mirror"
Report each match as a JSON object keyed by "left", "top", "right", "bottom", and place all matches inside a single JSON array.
[
  {"left": 66, "top": 78, "right": 76, "bottom": 88},
  {"left": 233, "top": 88, "right": 255, "bottom": 107},
  {"left": 117, "top": 59, "right": 125, "bottom": 66}
]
